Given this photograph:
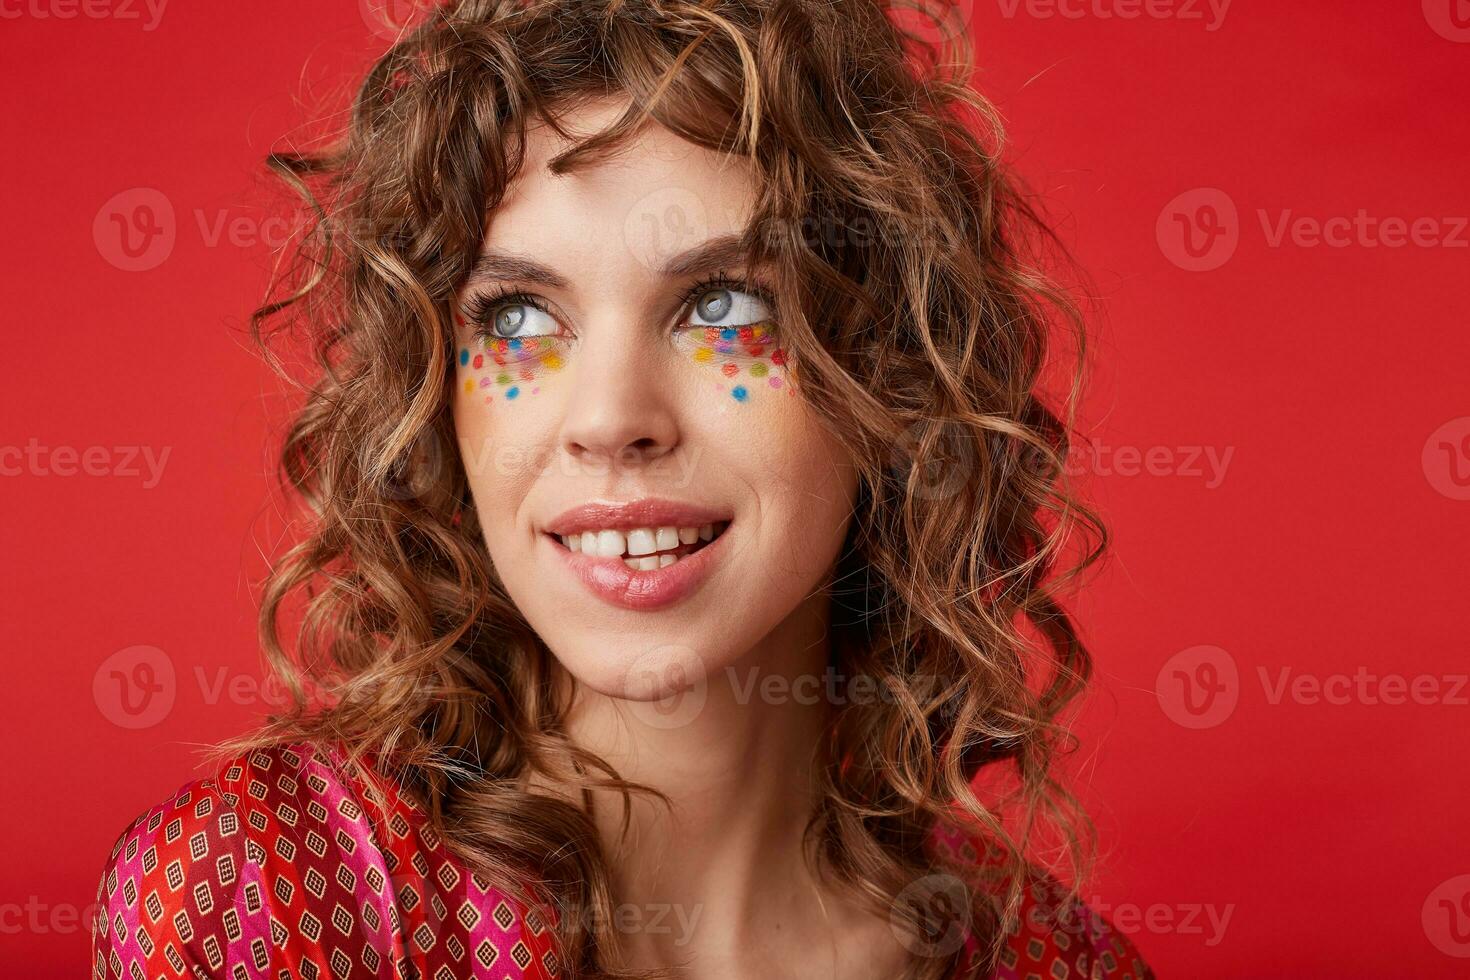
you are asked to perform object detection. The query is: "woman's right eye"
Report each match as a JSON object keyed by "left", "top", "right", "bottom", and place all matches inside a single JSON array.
[{"left": 463, "top": 294, "right": 560, "bottom": 340}]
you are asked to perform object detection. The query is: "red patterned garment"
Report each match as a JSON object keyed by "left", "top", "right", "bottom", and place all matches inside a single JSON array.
[{"left": 89, "top": 741, "right": 1153, "bottom": 979}]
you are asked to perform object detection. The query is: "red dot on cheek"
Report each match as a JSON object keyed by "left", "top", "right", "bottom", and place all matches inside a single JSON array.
[{"left": 721, "top": 362, "right": 739, "bottom": 378}]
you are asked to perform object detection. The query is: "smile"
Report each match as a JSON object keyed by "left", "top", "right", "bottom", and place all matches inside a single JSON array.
[
  {"left": 555, "top": 522, "right": 730, "bottom": 570},
  {"left": 541, "top": 499, "right": 735, "bottom": 611}
]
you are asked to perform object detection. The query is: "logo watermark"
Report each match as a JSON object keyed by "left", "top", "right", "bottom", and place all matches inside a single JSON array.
[
  {"left": 93, "top": 188, "right": 175, "bottom": 272},
  {"left": 93, "top": 647, "right": 333, "bottom": 729},
  {"left": 93, "top": 645, "right": 176, "bottom": 730},
  {"left": 0, "top": 898, "right": 104, "bottom": 935},
  {"left": 1159, "top": 188, "right": 1469, "bottom": 271},
  {"left": 0, "top": 0, "right": 167, "bottom": 30},
  {"left": 1156, "top": 645, "right": 1239, "bottom": 729},
  {"left": 0, "top": 439, "right": 170, "bottom": 487},
  {"left": 1423, "top": 417, "right": 1470, "bottom": 501},
  {"left": 1158, "top": 646, "right": 1469, "bottom": 729},
  {"left": 1423, "top": 0, "right": 1470, "bottom": 42},
  {"left": 996, "top": 0, "right": 1232, "bottom": 31},
  {"left": 1424, "top": 875, "right": 1470, "bottom": 958},
  {"left": 1064, "top": 439, "right": 1235, "bottom": 489}
]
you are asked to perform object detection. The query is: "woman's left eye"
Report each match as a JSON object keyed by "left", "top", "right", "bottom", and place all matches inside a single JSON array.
[{"left": 687, "top": 287, "right": 773, "bottom": 328}]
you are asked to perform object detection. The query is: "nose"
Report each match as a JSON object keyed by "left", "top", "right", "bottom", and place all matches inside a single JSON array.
[{"left": 557, "top": 318, "right": 681, "bottom": 468}]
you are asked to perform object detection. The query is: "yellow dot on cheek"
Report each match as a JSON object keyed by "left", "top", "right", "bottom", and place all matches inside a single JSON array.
[
  {"left": 692, "top": 347, "right": 714, "bottom": 363},
  {"left": 462, "top": 379, "right": 475, "bottom": 395},
  {"left": 541, "top": 352, "right": 563, "bottom": 371}
]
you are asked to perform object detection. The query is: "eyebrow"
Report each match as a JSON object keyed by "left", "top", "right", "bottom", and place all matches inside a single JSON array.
[{"left": 462, "top": 232, "right": 751, "bottom": 289}]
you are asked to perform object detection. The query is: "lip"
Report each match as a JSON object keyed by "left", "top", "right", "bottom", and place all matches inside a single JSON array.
[
  {"left": 542, "top": 498, "right": 735, "bottom": 612},
  {"left": 542, "top": 498, "right": 733, "bottom": 537}
]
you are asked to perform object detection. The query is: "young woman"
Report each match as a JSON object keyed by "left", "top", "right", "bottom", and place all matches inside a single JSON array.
[{"left": 88, "top": 1, "right": 1153, "bottom": 977}]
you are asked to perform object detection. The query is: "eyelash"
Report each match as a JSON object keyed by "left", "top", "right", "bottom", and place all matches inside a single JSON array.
[{"left": 459, "top": 271, "right": 775, "bottom": 341}]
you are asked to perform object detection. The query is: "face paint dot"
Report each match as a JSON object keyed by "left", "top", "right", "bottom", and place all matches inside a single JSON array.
[
  {"left": 479, "top": 376, "right": 492, "bottom": 388},
  {"left": 693, "top": 347, "right": 714, "bottom": 363},
  {"left": 731, "top": 385, "right": 748, "bottom": 402},
  {"left": 768, "top": 376, "right": 784, "bottom": 389},
  {"left": 771, "top": 349, "right": 787, "bottom": 366},
  {"left": 496, "top": 372, "right": 512, "bottom": 386},
  {"left": 542, "top": 352, "right": 563, "bottom": 371},
  {"left": 462, "top": 379, "right": 474, "bottom": 395},
  {"left": 737, "top": 326, "right": 754, "bottom": 342},
  {"left": 749, "top": 362, "right": 768, "bottom": 378},
  {"left": 509, "top": 338, "right": 522, "bottom": 350},
  {"left": 720, "top": 328, "right": 737, "bottom": 341},
  {"left": 507, "top": 386, "right": 520, "bottom": 399},
  {"left": 721, "top": 362, "right": 740, "bottom": 378},
  {"left": 459, "top": 349, "right": 470, "bottom": 366},
  {"left": 472, "top": 354, "right": 484, "bottom": 369}
]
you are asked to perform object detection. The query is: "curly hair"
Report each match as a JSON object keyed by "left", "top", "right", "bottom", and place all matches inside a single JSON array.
[{"left": 220, "top": 0, "right": 1108, "bottom": 976}]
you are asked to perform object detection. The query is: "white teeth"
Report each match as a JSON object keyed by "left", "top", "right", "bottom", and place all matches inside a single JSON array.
[
  {"left": 595, "top": 529, "right": 625, "bottom": 558},
  {"left": 562, "top": 521, "right": 729, "bottom": 567},
  {"left": 626, "top": 528, "right": 658, "bottom": 557}
]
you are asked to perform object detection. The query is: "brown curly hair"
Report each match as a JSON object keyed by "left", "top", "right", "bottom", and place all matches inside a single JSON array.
[{"left": 221, "top": 0, "right": 1108, "bottom": 976}]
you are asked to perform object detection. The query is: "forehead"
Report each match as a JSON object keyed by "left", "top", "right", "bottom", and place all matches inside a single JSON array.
[{"left": 486, "top": 98, "right": 760, "bottom": 275}]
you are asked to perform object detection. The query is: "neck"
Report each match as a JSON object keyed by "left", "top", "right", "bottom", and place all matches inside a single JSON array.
[{"left": 560, "top": 594, "right": 854, "bottom": 971}]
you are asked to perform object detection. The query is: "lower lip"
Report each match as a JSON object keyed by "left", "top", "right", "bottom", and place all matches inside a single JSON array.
[{"left": 547, "top": 526, "right": 732, "bottom": 611}]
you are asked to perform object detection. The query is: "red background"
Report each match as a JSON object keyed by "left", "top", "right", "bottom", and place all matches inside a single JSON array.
[{"left": 3, "top": 2, "right": 1467, "bottom": 976}]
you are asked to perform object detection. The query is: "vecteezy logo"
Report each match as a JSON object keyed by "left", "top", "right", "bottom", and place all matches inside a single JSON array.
[
  {"left": 890, "top": 874, "right": 972, "bottom": 958},
  {"left": 93, "top": 188, "right": 176, "bottom": 272},
  {"left": 1422, "top": 417, "right": 1470, "bottom": 501},
  {"left": 619, "top": 642, "right": 709, "bottom": 730},
  {"left": 1424, "top": 0, "right": 1470, "bottom": 42},
  {"left": 1157, "top": 188, "right": 1240, "bottom": 272},
  {"left": 1156, "top": 645, "right": 1239, "bottom": 729},
  {"left": 1423, "top": 875, "right": 1470, "bottom": 957},
  {"left": 93, "top": 644, "right": 176, "bottom": 729},
  {"left": 624, "top": 185, "right": 715, "bottom": 275},
  {"left": 360, "top": 0, "right": 440, "bottom": 40}
]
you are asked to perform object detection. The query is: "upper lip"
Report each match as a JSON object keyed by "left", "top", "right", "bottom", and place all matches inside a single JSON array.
[{"left": 542, "top": 497, "right": 734, "bottom": 537}]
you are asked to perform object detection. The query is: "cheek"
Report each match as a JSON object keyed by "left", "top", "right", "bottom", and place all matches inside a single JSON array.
[
  {"left": 683, "top": 323, "right": 796, "bottom": 404},
  {"left": 455, "top": 334, "right": 566, "bottom": 405}
]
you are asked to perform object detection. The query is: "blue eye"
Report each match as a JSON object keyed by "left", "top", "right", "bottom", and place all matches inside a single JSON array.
[
  {"left": 488, "top": 303, "right": 558, "bottom": 339},
  {"left": 688, "top": 287, "right": 773, "bottom": 327},
  {"left": 462, "top": 291, "right": 560, "bottom": 340}
]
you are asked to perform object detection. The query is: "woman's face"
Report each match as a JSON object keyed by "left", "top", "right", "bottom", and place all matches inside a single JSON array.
[{"left": 451, "top": 97, "right": 859, "bottom": 703}]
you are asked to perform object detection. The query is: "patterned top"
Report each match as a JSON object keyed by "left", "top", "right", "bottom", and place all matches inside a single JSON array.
[{"left": 88, "top": 741, "right": 1153, "bottom": 979}]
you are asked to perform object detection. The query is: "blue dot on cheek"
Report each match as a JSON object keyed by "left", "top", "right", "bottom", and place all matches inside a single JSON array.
[
  {"left": 459, "top": 348, "right": 470, "bottom": 366},
  {"left": 506, "top": 387, "right": 520, "bottom": 399},
  {"left": 731, "top": 385, "right": 748, "bottom": 402}
]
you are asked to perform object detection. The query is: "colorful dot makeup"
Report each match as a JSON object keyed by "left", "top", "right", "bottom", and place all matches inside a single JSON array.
[
  {"left": 687, "top": 323, "right": 795, "bottom": 402},
  {"left": 457, "top": 332, "right": 563, "bottom": 404}
]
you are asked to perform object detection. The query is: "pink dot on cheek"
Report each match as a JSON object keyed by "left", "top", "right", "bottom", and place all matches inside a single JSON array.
[{"left": 768, "top": 377, "right": 783, "bottom": 389}]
